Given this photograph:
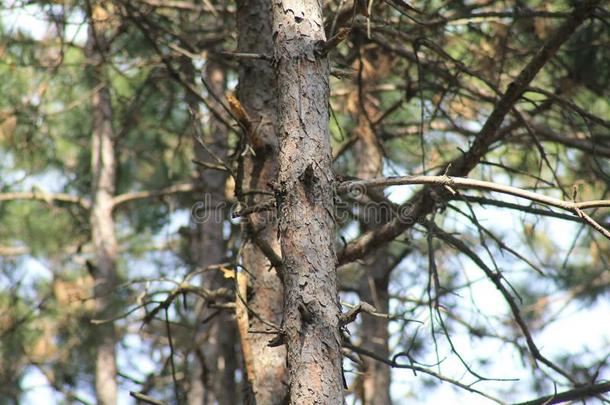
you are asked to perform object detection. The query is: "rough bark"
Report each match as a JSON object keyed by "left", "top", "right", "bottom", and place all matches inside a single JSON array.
[
  {"left": 351, "top": 45, "right": 392, "bottom": 405},
  {"left": 271, "top": 2, "right": 343, "bottom": 404},
  {"left": 185, "top": 58, "right": 238, "bottom": 405},
  {"left": 86, "top": 9, "right": 118, "bottom": 405},
  {"left": 236, "top": 0, "right": 288, "bottom": 403}
]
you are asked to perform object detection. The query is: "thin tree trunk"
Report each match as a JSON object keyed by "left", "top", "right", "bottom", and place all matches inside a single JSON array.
[
  {"left": 86, "top": 8, "right": 118, "bottom": 405},
  {"left": 185, "top": 57, "right": 238, "bottom": 405},
  {"left": 271, "top": 3, "right": 343, "bottom": 404},
  {"left": 236, "top": 0, "right": 287, "bottom": 402},
  {"left": 352, "top": 47, "right": 392, "bottom": 405}
]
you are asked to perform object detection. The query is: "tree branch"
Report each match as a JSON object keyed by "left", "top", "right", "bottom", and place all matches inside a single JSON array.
[
  {"left": 459, "top": 195, "right": 585, "bottom": 223},
  {"left": 424, "top": 220, "right": 576, "bottom": 382},
  {"left": 129, "top": 391, "right": 167, "bottom": 405},
  {"left": 339, "top": 175, "right": 610, "bottom": 211},
  {"left": 337, "top": 0, "right": 603, "bottom": 264},
  {"left": 0, "top": 191, "right": 91, "bottom": 209},
  {"left": 339, "top": 175, "right": 610, "bottom": 239},
  {"left": 0, "top": 246, "right": 30, "bottom": 256},
  {"left": 513, "top": 381, "right": 610, "bottom": 405},
  {"left": 112, "top": 182, "right": 198, "bottom": 209},
  {"left": 339, "top": 301, "right": 378, "bottom": 326},
  {"left": 344, "top": 343, "right": 506, "bottom": 405}
]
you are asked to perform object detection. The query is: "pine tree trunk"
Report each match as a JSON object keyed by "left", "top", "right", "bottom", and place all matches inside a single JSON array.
[
  {"left": 236, "top": 0, "right": 288, "bottom": 402},
  {"left": 353, "top": 47, "right": 392, "bottom": 405},
  {"left": 271, "top": 3, "right": 343, "bottom": 403},
  {"left": 86, "top": 9, "right": 118, "bottom": 405},
  {"left": 185, "top": 58, "right": 238, "bottom": 405}
]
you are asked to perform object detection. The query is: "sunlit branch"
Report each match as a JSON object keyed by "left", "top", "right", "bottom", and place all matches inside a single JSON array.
[
  {"left": 339, "top": 175, "right": 610, "bottom": 239},
  {"left": 0, "top": 191, "right": 91, "bottom": 209},
  {"left": 111, "top": 182, "right": 198, "bottom": 209}
]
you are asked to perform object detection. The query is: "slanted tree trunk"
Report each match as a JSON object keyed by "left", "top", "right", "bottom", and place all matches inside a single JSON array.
[
  {"left": 236, "top": 0, "right": 288, "bottom": 402},
  {"left": 271, "top": 3, "right": 343, "bottom": 403},
  {"left": 352, "top": 46, "right": 392, "bottom": 405},
  {"left": 86, "top": 7, "right": 118, "bottom": 405},
  {"left": 184, "top": 57, "right": 238, "bottom": 405}
]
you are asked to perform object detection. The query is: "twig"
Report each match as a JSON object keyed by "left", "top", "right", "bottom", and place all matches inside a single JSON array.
[
  {"left": 424, "top": 220, "right": 576, "bottom": 382},
  {"left": 164, "top": 307, "right": 180, "bottom": 404},
  {"left": 232, "top": 198, "right": 276, "bottom": 217},
  {"left": 330, "top": 66, "right": 356, "bottom": 79},
  {"left": 339, "top": 301, "right": 378, "bottom": 326},
  {"left": 315, "top": 27, "right": 351, "bottom": 57},
  {"left": 141, "top": 284, "right": 230, "bottom": 326},
  {"left": 460, "top": 195, "right": 587, "bottom": 223},
  {"left": 344, "top": 343, "right": 507, "bottom": 404},
  {"left": 191, "top": 159, "right": 230, "bottom": 172},
  {"left": 129, "top": 391, "right": 166, "bottom": 405},
  {"left": 218, "top": 51, "right": 272, "bottom": 61},
  {"left": 513, "top": 381, "right": 610, "bottom": 405},
  {"left": 122, "top": 4, "right": 236, "bottom": 132}
]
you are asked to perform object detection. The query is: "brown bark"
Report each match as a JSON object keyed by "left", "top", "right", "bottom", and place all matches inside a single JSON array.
[
  {"left": 236, "top": 0, "right": 288, "bottom": 402},
  {"left": 271, "top": 2, "right": 343, "bottom": 404},
  {"left": 185, "top": 58, "right": 238, "bottom": 405},
  {"left": 352, "top": 46, "right": 392, "bottom": 405},
  {"left": 86, "top": 8, "right": 118, "bottom": 405}
]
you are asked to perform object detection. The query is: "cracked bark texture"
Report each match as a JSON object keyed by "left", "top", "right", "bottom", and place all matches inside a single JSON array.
[
  {"left": 86, "top": 8, "right": 118, "bottom": 405},
  {"left": 236, "top": 0, "right": 288, "bottom": 403},
  {"left": 351, "top": 44, "right": 392, "bottom": 405},
  {"left": 272, "top": 1, "right": 343, "bottom": 403},
  {"left": 185, "top": 58, "right": 238, "bottom": 405}
]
